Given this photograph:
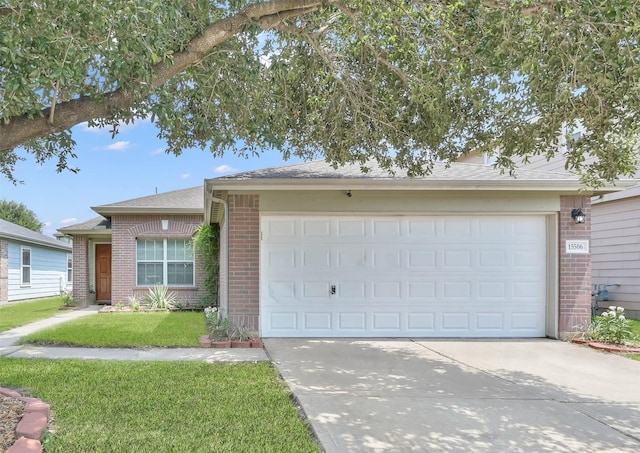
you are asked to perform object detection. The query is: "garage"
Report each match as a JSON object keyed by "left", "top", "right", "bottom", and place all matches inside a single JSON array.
[
  {"left": 205, "top": 159, "right": 610, "bottom": 340},
  {"left": 261, "top": 214, "right": 547, "bottom": 338}
]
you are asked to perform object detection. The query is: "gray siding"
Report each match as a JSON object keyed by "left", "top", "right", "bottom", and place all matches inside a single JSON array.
[{"left": 591, "top": 197, "right": 640, "bottom": 305}]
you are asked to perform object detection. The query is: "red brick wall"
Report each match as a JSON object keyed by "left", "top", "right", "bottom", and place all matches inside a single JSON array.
[
  {"left": 559, "top": 195, "right": 592, "bottom": 336},
  {"left": 227, "top": 194, "right": 260, "bottom": 332},
  {"left": 111, "top": 215, "right": 206, "bottom": 306},
  {"left": 72, "top": 235, "right": 89, "bottom": 305}
]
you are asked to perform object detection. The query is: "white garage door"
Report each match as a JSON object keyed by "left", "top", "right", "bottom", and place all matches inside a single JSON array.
[{"left": 261, "top": 215, "right": 547, "bottom": 338}]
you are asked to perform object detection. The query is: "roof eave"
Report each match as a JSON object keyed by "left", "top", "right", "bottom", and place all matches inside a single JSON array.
[
  {"left": 91, "top": 207, "right": 204, "bottom": 216},
  {"left": 205, "top": 178, "right": 632, "bottom": 194},
  {"left": 0, "top": 233, "right": 72, "bottom": 251},
  {"left": 57, "top": 228, "right": 112, "bottom": 236}
]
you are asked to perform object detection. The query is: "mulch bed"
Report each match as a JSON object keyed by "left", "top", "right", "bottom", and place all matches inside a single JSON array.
[{"left": 0, "top": 394, "right": 25, "bottom": 452}]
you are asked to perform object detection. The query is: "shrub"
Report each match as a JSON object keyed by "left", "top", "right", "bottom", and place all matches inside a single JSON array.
[
  {"left": 587, "top": 306, "right": 632, "bottom": 344},
  {"left": 146, "top": 286, "right": 177, "bottom": 309}
]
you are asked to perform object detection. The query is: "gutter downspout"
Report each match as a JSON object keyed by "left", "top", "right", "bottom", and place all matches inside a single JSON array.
[{"left": 209, "top": 196, "right": 229, "bottom": 319}]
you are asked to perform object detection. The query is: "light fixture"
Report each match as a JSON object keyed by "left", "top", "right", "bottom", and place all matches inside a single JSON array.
[{"left": 571, "top": 208, "right": 586, "bottom": 224}]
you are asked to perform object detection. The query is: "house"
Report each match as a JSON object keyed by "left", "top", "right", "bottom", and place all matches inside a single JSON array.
[
  {"left": 458, "top": 151, "right": 640, "bottom": 318},
  {"left": 0, "top": 218, "right": 73, "bottom": 304},
  {"left": 58, "top": 186, "right": 207, "bottom": 306},
  {"left": 62, "top": 160, "right": 633, "bottom": 338}
]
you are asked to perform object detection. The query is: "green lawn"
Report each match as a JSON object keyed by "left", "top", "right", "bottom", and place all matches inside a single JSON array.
[
  {"left": 630, "top": 318, "right": 640, "bottom": 342},
  {"left": 0, "top": 297, "right": 65, "bottom": 332},
  {"left": 0, "top": 359, "right": 320, "bottom": 453},
  {"left": 19, "top": 311, "right": 208, "bottom": 347}
]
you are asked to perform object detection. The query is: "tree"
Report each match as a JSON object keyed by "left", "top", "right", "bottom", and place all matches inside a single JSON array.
[
  {"left": 1, "top": 0, "right": 638, "bottom": 186},
  {"left": 0, "top": 199, "right": 44, "bottom": 232}
]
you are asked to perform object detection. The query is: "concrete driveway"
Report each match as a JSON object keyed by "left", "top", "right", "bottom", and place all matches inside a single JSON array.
[{"left": 264, "top": 339, "right": 640, "bottom": 452}]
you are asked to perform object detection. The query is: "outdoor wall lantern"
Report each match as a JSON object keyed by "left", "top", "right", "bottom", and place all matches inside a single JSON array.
[{"left": 571, "top": 208, "right": 586, "bottom": 224}]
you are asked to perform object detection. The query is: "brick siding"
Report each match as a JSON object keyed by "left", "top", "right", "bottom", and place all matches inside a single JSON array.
[
  {"left": 110, "top": 215, "right": 206, "bottom": 306},
  {"left": 559, "top": 195, "right": 592, "bottom": 336},
  {"left": 227, "top": 194, "right": 260, "bottom": 332},
  {"left": 71, "top": 235, "right": 89, "bottom": 305},
  {"left": 224, "top": 193, "right": 593, "bottom": 337}
]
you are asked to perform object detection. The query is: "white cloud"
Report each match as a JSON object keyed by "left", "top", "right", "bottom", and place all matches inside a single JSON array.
[
  {"left": 213, "top": 164, "right": 238, "bottom": 174},
  {"left": 149, "top": 148, "right": 165, "bottom": 156},
  {"left": 180, "top": 173, "right": 191, "bottom": 179},
  {"left": 43, "top": 221, "right": 52, "bottom": 228},
  {"left": 75, "top": 115, "right": 151, "bottom": 135},
  {"left": 104, "top": 141, "right": 131, "bottom": 151},
  {"left": 60, "top": 217, "right": 77, "bottom": 225}
]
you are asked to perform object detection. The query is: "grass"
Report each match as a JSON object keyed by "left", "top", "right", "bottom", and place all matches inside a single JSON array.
[
  {"left": 625, "top": 319, "right": 640, "bottom": 361},
  {"left": 19, "top": 311, "right": 208, "bottom": 347},
  {"left": 629, "top": 318, "right": 640, "bottom": 343},
  {"left": 0, "top": 359, "right": 320, "bottom": 453},
  {"left": 0, "top": 297, "right": 65, "bottom": 332}
]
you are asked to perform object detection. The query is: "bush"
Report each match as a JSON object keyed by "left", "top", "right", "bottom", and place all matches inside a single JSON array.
[
  {"left": 145, "top": 286, "right": 177, "bottom": 309},
  {"left": 587, "top": 306, "right": 633, "bottom": 344}
]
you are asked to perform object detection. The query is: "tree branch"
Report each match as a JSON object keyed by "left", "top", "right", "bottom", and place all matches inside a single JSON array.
[
  {"left": 0, "top": 6, "right": 14, "bottom": 17},
  {"left": 0, "top": 0, "right": 335, "bottom": 151}
]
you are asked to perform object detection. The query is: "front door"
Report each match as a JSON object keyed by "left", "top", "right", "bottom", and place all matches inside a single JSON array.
[{"left": 95, "top": 244, "right": 112, "bottom": 302}]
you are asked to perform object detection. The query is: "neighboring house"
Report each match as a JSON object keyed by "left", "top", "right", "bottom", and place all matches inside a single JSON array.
[
  {"left": 62, "top": 160, "right": 632, "bottom": 338},
  {"left": 459, "top": 151, "right": 640, "bottom": 317},
  {"left": 0, "top": 218, "right": 73, "bottom": 304},
  {"left": 58, "top": 186, "right": 207, "bottom": 306}
]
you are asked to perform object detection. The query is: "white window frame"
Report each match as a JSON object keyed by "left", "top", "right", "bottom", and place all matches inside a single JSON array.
[
  {"left": 136, "top": 238, "right": 195, "bottom": 287},
  {"left": 484, "top": 152, "right": 498, "bottom": 166},
  {"left": 21, "top": 246, "right": 31, "bottom": 286},
  {"left": 67, "top": 254, "right": 73, "bottom": 283}
]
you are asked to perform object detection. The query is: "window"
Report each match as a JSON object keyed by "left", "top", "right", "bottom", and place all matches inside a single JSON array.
[
  {"left": 21, "top": 247, "right": 31, "bottom": 286},
  {"left": 484, "top": 152, "right": 498, "bottom": 166},
  {"left": 67, "top": 254, "right": 73, "bottom": 283},
  {"left": 136, "top": 239, "right": 194, "bottom": 286}
]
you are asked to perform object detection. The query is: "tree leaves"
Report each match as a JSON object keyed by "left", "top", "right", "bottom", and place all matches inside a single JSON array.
[{"left": 0, "top": 0, "right": 639, "bottom": 184}]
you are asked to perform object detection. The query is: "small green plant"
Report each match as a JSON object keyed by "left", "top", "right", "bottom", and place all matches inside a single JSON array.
[
  {"left": 146, "top": 286, "right": 177, "bottom": 309},
  {"left": 231, "top": 325, "right": 251, "bottom": 342},
  {"left": 128, "top": 295, "right": 141, "bottom": 311},
  {"left": 587, "top": 306, "right": 633, "bottom": 345},
  {"left": 41, "top": 431, "right": 55, "bottom": 451},
  {"left": 115, "top": 301, "right": 124, "bottom": 310},
  {"left": 61, "top": 288, "right": 76, "bottom": 306},
  {"left": 204, "top": 306, "right": 229, "bottom": 340}
]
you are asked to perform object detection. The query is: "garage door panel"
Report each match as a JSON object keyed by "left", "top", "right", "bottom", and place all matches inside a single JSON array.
[
  {"left": 264, "top": 308, "right": 545, "bottom": 337},
  {"left": 261, "top": 215, "right": 547, "bottom": 338}
]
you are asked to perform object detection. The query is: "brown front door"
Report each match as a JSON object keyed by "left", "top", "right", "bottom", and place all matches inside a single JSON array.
[{"left": 95, "top": 244, "right": 112, "bottom": 302}]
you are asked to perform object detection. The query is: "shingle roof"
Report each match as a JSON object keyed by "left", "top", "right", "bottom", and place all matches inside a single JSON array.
[
  {"left": 210, "top": 159, "right": 577, "bottom": 182},
  {"left": 91, "top": 186, "right": 204, "bottom": 215},
  {"left": 206, "top": 159, "right": 638, "bottom": 196},
  {"left": 58, "top": 216, "right": 111, "bottom": 233},
  {"left": 0, "top": 218, "right": 72, "bottom": 251}
]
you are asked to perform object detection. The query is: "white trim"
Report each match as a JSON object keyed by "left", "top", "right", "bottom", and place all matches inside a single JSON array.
[
  {"left": 20, "top": 246, "right": 31, "bottom": 287},
  {"left": 135, "top": 238, "right": 195, "bottom": 287},
  {"left": 260, "top": 213, "right": 549, "bottom": 338}
]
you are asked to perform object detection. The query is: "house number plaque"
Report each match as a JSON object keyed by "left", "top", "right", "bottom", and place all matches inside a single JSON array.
[{"left": 566, "top": 240, "right": 589, "bottom": 254}]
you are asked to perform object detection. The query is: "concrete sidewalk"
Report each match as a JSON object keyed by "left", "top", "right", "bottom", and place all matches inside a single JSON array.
[{"left": 0, "top": 305, "right": 268, "bottom": 362}]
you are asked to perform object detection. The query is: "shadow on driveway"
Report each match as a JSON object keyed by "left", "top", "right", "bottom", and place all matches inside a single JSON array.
[{"left": 265, "top": 338, "right": 640, "bottom": 453}]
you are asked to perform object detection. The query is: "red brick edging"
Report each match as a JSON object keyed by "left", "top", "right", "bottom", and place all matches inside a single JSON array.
[
  {"left": 0, "top": 387, "right": 50, "bottom": 453},
  {"left": 571, "top": 339, "right": 640, "bottom": 354}
]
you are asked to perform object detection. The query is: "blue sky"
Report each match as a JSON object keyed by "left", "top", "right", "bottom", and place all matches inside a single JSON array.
[{"left": 0, "top": 119, "right": 301, "bottom": 238}]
